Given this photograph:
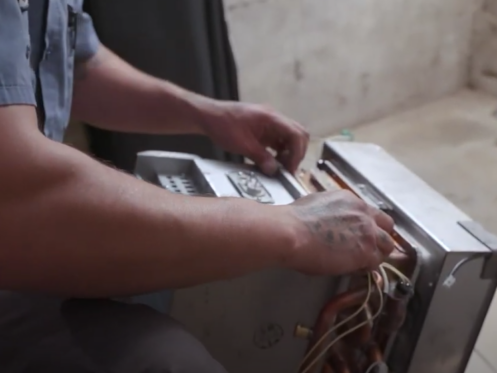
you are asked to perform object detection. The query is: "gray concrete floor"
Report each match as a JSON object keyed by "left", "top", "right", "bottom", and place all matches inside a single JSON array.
[{"left": 305, "top": 88, "right": 497, "bottom": 373}]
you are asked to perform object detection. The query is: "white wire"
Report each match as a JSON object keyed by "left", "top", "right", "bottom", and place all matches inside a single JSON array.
[
  {"left": 380, "top": 262, "right": 411, "bottom": 284},
  {"left": 378, "top": 265, "right": 390, "bottom": 293},
  {"left": 298, "top": 273, "right": 373, "bottom": 373},
  {"left": 300, "top": 272, "right": 384, "bottom": 373},
  {"left": 365, "top": 361, "right": 388, "bottom": 373}
]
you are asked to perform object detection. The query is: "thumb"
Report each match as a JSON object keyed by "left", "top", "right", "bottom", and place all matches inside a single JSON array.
[{"left": 249, "top": 145, "right": 278, "bottom": 175}]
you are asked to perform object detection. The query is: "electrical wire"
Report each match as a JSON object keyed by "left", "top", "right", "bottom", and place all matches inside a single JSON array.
[
  {"left": 301, "top": 272, "right": 384, "bottom": 373},
  {"left": 378, "top": 265, "right": 390, "bottom": 294},
  {"left": 298, "top": 263, "right": 410, "bottom": 373},
  {"left": 380, "top": 262, "right": 411, "bottom": 284},
  {"left": 298, "top": 273, "right": 373, "bottom": 373},
  {"left": 364, "top": 361, "right": 388, "bottom": 373},
  {"left": 443, "top": 254, "right": 485, "bottom": 288},
  {"left": 300, "top": 272, "right": 384, "bottom": 373}
]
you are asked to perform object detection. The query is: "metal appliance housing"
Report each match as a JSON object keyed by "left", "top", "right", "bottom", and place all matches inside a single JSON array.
[{"left": 133, "top": 141, "right": 497, "bottom": 373}]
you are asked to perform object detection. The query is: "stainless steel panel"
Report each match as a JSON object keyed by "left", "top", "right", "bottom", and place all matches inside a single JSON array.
[
  {"left": 135, "top": 151, "right": 303, "bottom": 204},
  {"left": 134, "top": 150, "right": 340, "bottom": 373},
  {"left": 134, "top": 145, "right": 497, "bottom": 373},
  {"left": 322, "top": 141, "right": 497, "bottom": 373},
  {"left": 322, "top": 141, "right": 487, "bottom": 253},
  {"left": 170, "top": 271, "right": 341, "bottom": 373}
]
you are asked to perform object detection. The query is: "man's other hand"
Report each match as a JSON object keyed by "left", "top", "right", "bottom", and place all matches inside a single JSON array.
[{"left": 202, "top": 101, "right": 309, "bottom": 175}]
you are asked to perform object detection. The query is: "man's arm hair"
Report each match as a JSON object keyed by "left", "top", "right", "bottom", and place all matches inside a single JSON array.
[
  {"left": 0, "top": 106, "right": 293, "bottom": 297},
  {"left": 71, "top": 45, "right": 214, "bottom": 135}
]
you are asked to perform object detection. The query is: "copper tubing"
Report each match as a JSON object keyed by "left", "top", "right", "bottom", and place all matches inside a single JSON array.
[
  {"left": 301, "top": 274, "right": 383, "bottom": 373},
  {"left": 366, "top": 342, "right": 383, "bottom": 364},
  {"left": 346, "top": 306, "right": 373, "bottom": 346},
  {"left": 376, "top": 283, "right": 413, "bottom": 351},
  {"left": 338, "top": 313, "right": 371, "bottom": 353},
  {"left": 327, "top": 344, "right": 352, "bottom": 373},
  {"left": 322, "top": 363, "right": 335, "bottom": 373}
]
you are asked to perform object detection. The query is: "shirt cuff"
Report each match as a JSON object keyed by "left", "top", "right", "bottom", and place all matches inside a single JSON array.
[
  {"left": 0, "top": 84, "right": 36, "bottom": 106},
  {"left": 75, "top": 12, "right": 101, "bottom": 62}
]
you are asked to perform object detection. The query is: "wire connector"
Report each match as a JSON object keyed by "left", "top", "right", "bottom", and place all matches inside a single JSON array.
[
  {"left": 443, "top": 254, "right": 485, "bottom": 289},
  {"left": 443, "top": 274, "right": 456, "bottom": 288}
]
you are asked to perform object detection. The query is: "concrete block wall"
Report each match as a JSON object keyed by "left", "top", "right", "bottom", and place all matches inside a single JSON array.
[
  {"left": 225, "top": 0, "right": 484, "bottom": 137},
  {"left": 470, "top": 0, "right": 497, "bottom": 97}
]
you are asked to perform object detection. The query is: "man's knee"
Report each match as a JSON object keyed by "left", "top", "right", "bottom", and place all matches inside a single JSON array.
[{"left": 60, "top": 299, "right": 228, "bottom": 373}]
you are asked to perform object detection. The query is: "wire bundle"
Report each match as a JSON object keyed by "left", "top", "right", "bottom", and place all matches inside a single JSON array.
[{"left": 298, "top": 263, "right": 412, "bottom": 373}]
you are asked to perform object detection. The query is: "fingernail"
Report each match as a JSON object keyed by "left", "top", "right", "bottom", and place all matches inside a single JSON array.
[{"left": 261, "top": 159, "right": 278, "bottom": 175}]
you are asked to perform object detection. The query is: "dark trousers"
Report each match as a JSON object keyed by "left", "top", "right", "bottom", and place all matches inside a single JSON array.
[{"left": 0, "top": 292, "right": 228, "bottom": 373}]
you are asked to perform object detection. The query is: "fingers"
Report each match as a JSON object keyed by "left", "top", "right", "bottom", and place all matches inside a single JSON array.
[
  {"left": 264, "top": 111, "right": 309, "bottom": 174},
  {"left": 367, "top": 249, "right": 385, "bottom": 270},
  {"left": 279, "top": 130, "right": 307, "bottom": 173},
  {"left": 250, "top": 145, "right": 279, "bottom": 176},
  {"left": 367, "top": 205, "right": 394, "bottom": 233},
  {"left": 375, "top": 228, "right": 395, "bottom": 257}
]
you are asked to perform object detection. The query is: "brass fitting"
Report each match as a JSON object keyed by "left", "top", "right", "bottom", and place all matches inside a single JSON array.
[{"left": 294, "top": 324, "right": 313, "bottom": 339}]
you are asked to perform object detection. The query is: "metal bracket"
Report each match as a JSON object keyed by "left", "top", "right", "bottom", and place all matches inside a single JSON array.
[
  {"left": 317, "top": 159, "right": 393, "bottom": 212},
  {"left": 458, "top": 220, "right": 497, "bottom": 280}
]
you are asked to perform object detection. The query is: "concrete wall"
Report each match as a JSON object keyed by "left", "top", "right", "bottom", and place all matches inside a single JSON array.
[
  {"left": 225, "top": 0, "right": 484, "bottom": 137},
  {"left": 471, "top": 0, "right": 497, "bottom": 97}
]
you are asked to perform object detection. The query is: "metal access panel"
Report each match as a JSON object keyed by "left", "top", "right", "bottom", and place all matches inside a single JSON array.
[
  {"left": 319, "top": 141, "right": 497, "bottom": 373},
  {"left": 134, "top": 144, "right": 497, "bottom": 373},
  {"left": 134, "top": 150, "right": 343, "bottom": 373}
]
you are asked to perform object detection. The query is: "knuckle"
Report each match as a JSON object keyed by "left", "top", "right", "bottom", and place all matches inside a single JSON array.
[
  {"left": 369, "top": 253, "right": 383, "bottom": 268},
  {"left": 339, "top": 189, "right": 356, "bottom": 200},
  {"left": 302, "top": 129, "right": 310, "bottom": 140},
  {"left": 357, "top": 218, "right": 377, "bottom": 238},
  {"left": 362, "top": 226, "right": 377, "bottom": 242},
  {"left": 384, "top": 213, "right": 395, "bottom": 228},
  {"left": 354, "top": 198, "right": 369, "bottom": 211},
  {"left": 292, "top": 130, "right": 303, "bottom": 141}
]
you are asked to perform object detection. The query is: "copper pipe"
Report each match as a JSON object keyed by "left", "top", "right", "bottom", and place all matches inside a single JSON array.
[
  {"left": 301, "top": 274, "right": 383, "bottom": 373},
  {"left": 366, "top": 342, "right": 383, "bottom": 364},
  {"left": 338, "top": 313, "right": 372, "bottom": 355},
  {"left": 301, "top": 288, "right": 366, "bottom": 373},
  {"left": 322, "top": 363, "right": 335, "bottom": 373},
  {"left": 314, "top": 273, "right": 383, "bottom": 340},
  {"left": 376, "top": 281, "right": 414, "bottom": 350},
  {"left": 325, "top": 344, "right": 352, "bottom": 373},
  {"left": 345, "top": 306, "right": 373, "bottom": 346}
]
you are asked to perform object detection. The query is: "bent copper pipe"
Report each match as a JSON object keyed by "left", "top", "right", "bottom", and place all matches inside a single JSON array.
[
  {"left": 301, "top": 273, "right": 383, "bottom": 373},
  {"left": 322, "top": 363, "right": 335, "bottom": 373},
  {"left": 325, "top": 342, "right": 352, "bottom": 373},
  {"left": 345, "top": 306, "right": 373, "bottom": 346},
  {"left": 367, "top": 342, "right": 383, "bottom": 364}
]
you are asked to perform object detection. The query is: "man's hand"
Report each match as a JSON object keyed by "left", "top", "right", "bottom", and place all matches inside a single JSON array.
[
  {"left": 280, "top": 190, "right": 395, "bottom": 276},
  {"left": 201, "top": 101, "right": 309, "bottom": 175},
  {"left": 72, "top": 46, "right": 309, "bottom": 175}
]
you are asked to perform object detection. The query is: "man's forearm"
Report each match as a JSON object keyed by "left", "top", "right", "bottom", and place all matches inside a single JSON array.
[
  {"left": 71, "top": 45, "right": 216, "bottom": 135},
  {"left": 0, "top": 107, "right": 293, "bottom": 297}
]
